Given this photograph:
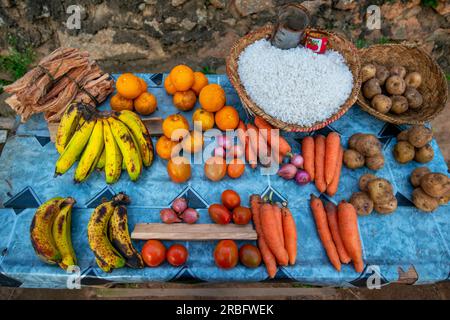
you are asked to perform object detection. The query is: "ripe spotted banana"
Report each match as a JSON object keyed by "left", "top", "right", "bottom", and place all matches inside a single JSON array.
[
  {"left": 30, "top": 197, "right": 66, "bottom": 264},
  {"left": 96, "top": 257, "right": 112, "bottom": 273},
  {"left": 55, "top": 103, "right": 83, "bottom": 154},
  {"left": 117, "top": 110, "right": 154, "bottom": 167},
  {"left": 96, "top": 147, "right": 106, "bottom": 170},
  {"left": 103, "top": 119, "right": 122, "bottom": 184},
  {"left": 74, "top": 120, "right": 104, "bottom": 183},
  {"left": 87, "top": 198, "right": 126, "bottom": 271},
  {"left": 52, "top": 197, "right": 77, "bottom": 270},
  {"left": 55, "top": 117, "right": 96, "bottom": 176},
  {"left": 109, "top": 205, "right": 144, "bottom": 269},
  {"left": 108, "top": 117, "right": 142, "bottom": 181}
]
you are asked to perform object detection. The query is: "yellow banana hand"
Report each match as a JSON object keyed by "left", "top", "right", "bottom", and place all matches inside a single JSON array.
[
  {"left": 96, "top": 147, "right": 106, "bottom": 170},
  {"left": 103, "top": 120, "right": 122, "bottom": 184},
  {"left": 52, "top": 197, "right": 77, "bottom": 270},
  {"left": 55, "top": 103, "right": 83, "bottom": 154}
]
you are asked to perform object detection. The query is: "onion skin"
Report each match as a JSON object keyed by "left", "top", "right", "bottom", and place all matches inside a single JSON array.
[
  {"left": 160, "top": 208, "right": 182, "bottom": 224},
  {"left": 214, "top": 147, "right": 226, "bottom": 158},
  {"left": 290, "top": 154, "right": 304, "bottom": 169},
  {"left": 294, "top": 170, "right": 311, "bottom": 185},
  {"left": 278, "top": 164, "right": 298, "bottom": 180},
  {"left": 181, "top": 208, "right": 199, "bottom": 224},
  {"left": 172, "top": 198, "right": 188, "bottom": 214},
  {"left": 217, "top": 135, "right": 232, "bottom": 150}
]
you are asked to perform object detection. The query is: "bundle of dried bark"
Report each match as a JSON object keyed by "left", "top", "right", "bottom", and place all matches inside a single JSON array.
[{"left": 4, "top": 47, "right": 114, "bottom": 122}]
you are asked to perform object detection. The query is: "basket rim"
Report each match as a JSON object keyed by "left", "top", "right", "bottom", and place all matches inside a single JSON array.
[
  {"left": 226, "top": 24, "right": 362, "bottom": 132},
  {"left": 357, "top": 43, "right": 449, "bottom": 125}
]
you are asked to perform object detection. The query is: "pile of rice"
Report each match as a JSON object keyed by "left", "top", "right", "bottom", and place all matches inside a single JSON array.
[{"left": 238, "top": 39, "right": 354, "bottom": 126}]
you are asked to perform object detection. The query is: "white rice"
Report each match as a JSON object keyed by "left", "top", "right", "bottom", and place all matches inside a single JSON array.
[{"left": 238, "top": 39, "right": 354, "bottom": 126}]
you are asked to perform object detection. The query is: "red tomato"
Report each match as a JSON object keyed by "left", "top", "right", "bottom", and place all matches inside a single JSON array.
[
  {"left": 239, "top": 244, "right": 261, "bottom": 268},
  {"left": 221, "top": 190, "right": 241, "bottom": 210},
  {"left": 208, "top": 203, "right": 232, "bottom": 224},
  {"left": 166, "top": 244, "right": 188, "bottom": 267},
  {"left": 214, "top": 240, "right": 238, "bottom": 269},
  {"left": 232, "top": 206, "right": 252, "bottom": 225},
  {"left": 141, "top": 240, "right": 166, "bottom": 267}
]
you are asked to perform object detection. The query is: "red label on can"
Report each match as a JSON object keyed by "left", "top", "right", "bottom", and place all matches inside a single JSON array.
[{"left": 305, "top": 36, "right": 328, "bottom": 54}]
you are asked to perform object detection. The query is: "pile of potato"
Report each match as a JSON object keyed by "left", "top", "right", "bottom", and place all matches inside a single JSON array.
[
  {"left": 394, "top": 125, "right": 434, "bottom": 164},
  {"left": 361, "top": 63, "right": 423, "bottom": 115},
  {"left": 410, "top": 167, "right": 450, "bottom": 212},
  {"left": 350, "top": 174, "right": 397, "bottom": 215},
  {"left": 344, "top": 133, "right": 384, "bottom": 170}
]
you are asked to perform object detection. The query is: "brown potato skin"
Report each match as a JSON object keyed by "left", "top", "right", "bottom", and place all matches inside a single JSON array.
[
  {"left": 359, "top": 173, "right": 377, "bottom": 192},
  {"left": 354, "top": 134, "right": 381, "bottom": 157},
  {"left": 397, "top": 130, "right": 409, "bottom": 142},
  {"left": 367, "top": 178, "right": 394, "bottom": 204},
  {"left": 348, "top": 133, "right": 365, "bottom": 150},
  {"left": 393, "top": 141, "right": 415, "bottom": 164},
  {"left": 404, "top": 87, "right": 423, "bottom": 109},
  {"left": 350, "top": 192, "right": 374, "bottom": 216},
  {"left": 390, "top": 65, "right": 407, "bottom": 78},
  {"left": 407, "top": 125, "right": 433, "bottom": 148},
  {"left": 374, "top": 195, "right": 398, "bottom": 214},
  {"left": 414, "top": 144, "right": 434, "bottom": 163},
  {"left": 363, "top": 78, "right": 382, "bottom": 99},
  {"left": 405, "top": 72, "right": 422, "bottom": 88},
  {"left": 376, "top": 65, "right": 390, "bottom": 85},
  {"left": 365, "top": 154, "right": 385, "bottom": 171},
  {"left": 385, "top": 75, "right": 406, "bottom": 95},
  {"left": 412, "top": 188, "right": 439, "bottom": 213},
  {"left": 390, "top": 95, "right": 409, "bottom": 115},
  {"left": 361, "top": 64, "right": 377, "bottom": 83},
  {"left": 410, "top": 167, "right": 431, "bottom": 188},
  {"left": 420, "top": 173, "right": 450, "bottom": 198},
  {"left": 371, "top": 94, "right": 392, "bottom": 114},
  {"left": 438, "top": 189, "right": 450, "bottom": 205},
  {"left": 343, "top": 149, "right": 365, "bottom": 169}
]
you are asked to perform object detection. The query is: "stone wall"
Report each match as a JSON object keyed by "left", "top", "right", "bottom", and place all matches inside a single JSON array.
[{"left": 0, "top": 0, "right": 449, "bottom": 74}]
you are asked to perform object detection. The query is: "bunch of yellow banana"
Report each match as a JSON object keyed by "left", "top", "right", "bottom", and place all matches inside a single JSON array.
[
  {"left": 30, "top": 196, "right": 77, "bottom": 270},
  {"left": 87, "top": 193, "right": 144, "bottom": 272},
  {"left": 55, "top": 104, "right": 154, "bottom": 183}
]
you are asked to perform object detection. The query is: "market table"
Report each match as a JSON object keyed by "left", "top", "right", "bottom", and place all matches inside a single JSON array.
[{"left": 0, "top": 74, "right": 449, "bottom": 288}]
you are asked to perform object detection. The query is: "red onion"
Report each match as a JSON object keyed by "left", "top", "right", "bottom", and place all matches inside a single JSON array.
[
  {"left": 294, "top": 170, "right": 311, "bottom": 185},
  {"left": 180, "top": 208, "right": 199, "bottom": 224},
  {"left": 227, "top": 145, "right": 244, "bottom": 159},
  {"left": 160, "top": 208, "right": 182, "bottom": 224},
  {"left": 277, "top": 163, "right": 297, "bottom": 180},
  {"left": 217, "top": 135, "right": 232, "bottom": 150},
  {"left": 290, "top": 154, "right": 304, "bottom": 169},
  {"left": 171, "top": 198, "right": 188, "bottom": 213},
  {"left": 213, "top": 146, "right": 226, "bottom": 158}
]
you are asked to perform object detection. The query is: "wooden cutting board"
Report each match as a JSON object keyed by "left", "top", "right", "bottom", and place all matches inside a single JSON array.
[{"left": 131, "top": 223, "right": 257, "bottom": 241}]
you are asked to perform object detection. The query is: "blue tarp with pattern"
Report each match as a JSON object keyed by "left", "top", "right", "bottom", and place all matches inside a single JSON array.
[{"left": 0, "top": 74, "right": 449, "bottom": 288}]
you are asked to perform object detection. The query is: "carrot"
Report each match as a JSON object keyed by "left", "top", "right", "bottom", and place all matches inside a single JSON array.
[
  {"left": 246, "top": 123, "right": 262, "bottom": 167},
  {"left": 325, "top": 132, "right": 341, "bottom": 185},
  {"left": 250, "top": 195, "right": 277, "bottom": 278},
  {"left": 309, "top": 194, "right": 341, "bottom": 271},
  {"left": 238, "top": 122, "right": 257, "bottom": 169},
  {"left": 314, "top": 135, "right": 327, "bottom": 193},
  {"left": 326, "top": 146, "right": 344, "bottom": 197},
  {"left": 272, "top": 203, "right": 284, "bottom": 248},
  {"left": 254, "top": 116, "right": 291, "bottom": 158},
  {"left": 260, "top": 202, "right": 289, "bottom": 266},
  {"left": 302, "top": 136, "right": 315, "bottom": 181},
  {"left": 325, "top": 201, "right": 351, "bottom": 264},
  {"left": 281, "top": 206, "right": 297, "bottom": 265},
  {"left": 255, "top": 121, "right": 281, "bottom": 164},
  {"left": 337, "top": 201, "right": 364, "bottom": 273}
]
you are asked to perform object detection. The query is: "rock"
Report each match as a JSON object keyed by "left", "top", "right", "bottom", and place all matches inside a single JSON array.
[
  {"left": 0, "top": 116, "right": 17, "bottom": 130},
  {"left": 180, "top": 18, "right": 197, "bottom": 31},
  {"left": 223, "top": 18, "right": 237, "bottom": 27},
  {"left": 333, "top": 0, "right": 357, "bottom": 11},
  {"left": 138, "top": 3, "right": 146, "bottom": 11},
  {"left": 196, "top": 7, "right": 208, "bottom": 25},
  {"left": 164, "top": 17, "right": 178, "bottom": 24},
  {"left": 382, "top": 0, "right": 420, "bottom": 21},
  {"left": 198, "top": 31, "right": 240, "bottom": 59},
  {"left": 232, "top": 0, "right": 274, "bottom": 17},
  {"left": 0, "top": 130, "right": 7, "bottom": 144},
  {"left": 301, "top": 0, "right": 332, "bottom": 16},
  {"left": 435, "top": 0, "right": 450, "bottom": 16},
  {"left": 0, "top": 92, "right": 16, "bottom": 118},
  {"left": 210, "top": 0, "right": 227, "bottom": 9},
  {"left": 171, "top": 0, "right": 188, "bottom": 7}
]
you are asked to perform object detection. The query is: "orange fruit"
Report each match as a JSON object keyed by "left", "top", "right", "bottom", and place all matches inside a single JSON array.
[
  {"left": 162, "top": 114, "right": 189, "bottom": 141},
  {"left": 227, "top": 158, "right": 245, "bottom": 179},
  {"left": 192, "top": 108, "right": 214, "bottom": 131},
  {"left": 116, "top": 73, "right": 142, "bottom": 99},
  {"left": 191, "top": 72, "right": 209, "bottom": 95},
  {"left": 181, "top": 131, "right": 204, "bottom": 154},
  {"left": 199, "top": 84, "right": 226, "bottom": 112},
  {"left": 173, "top": 90, "right": 197, "bottom": 112},
  {"left": 156, "top": 136, "right": 178, "bottom": 160},
  {"left": 138, "top": 77, "right": 148, "bottom": 93},
  {"left": 204, "top": 156, "right": 227, "bottom": 182},
  {"left": 167, "top": 156, "right": 191, "bottom": 183},
  {"left": 169, "top": 65, "right": 195, "bottom": 91},
  {"left": 110, "top": 93, "right": 134, "bottom": 111},
  {"left": 164, "top": 76, "right": 177, "bottom": 95},
  {"left": 134, "top": 92, "right": 157, "bottom": 115},
  {"left": 215, "top": 106, "right": 239, "bottom": 131}
]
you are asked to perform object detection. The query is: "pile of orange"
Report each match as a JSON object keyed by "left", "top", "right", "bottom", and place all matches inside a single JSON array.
[{"left": 111, "top": 73, "right": 157, "bottom": 116}]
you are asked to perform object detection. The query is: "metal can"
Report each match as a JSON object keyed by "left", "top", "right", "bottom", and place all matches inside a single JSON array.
[
  {"left": 305, "top": 32, "right": 328, "bottom": 54},
  {"left": 270, "top": 4, "right": 310, "bottom": 50}
]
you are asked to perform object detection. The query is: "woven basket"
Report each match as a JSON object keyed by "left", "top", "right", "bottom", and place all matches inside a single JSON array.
[
  {"left": 226, "top": 25, "right": 361, "bottom": 132},
  {"left": 358, "top": 44, "right": 448, "bottom": 125}
]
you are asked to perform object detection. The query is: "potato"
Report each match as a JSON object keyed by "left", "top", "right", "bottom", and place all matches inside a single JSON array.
[
  {"left": 374, "top": 195, "right": 398, "bottom": 215},
  {"left": 438, "top": 189, "right": 450, "bottom": 205},
  {"left": 348, "top": 133, "right": 365, "bottom": 149},
  {"left": 363, "top": 78, "right": 382, "bottom": 99},
  {"left": 361, "top": 64, "right": 377, "bottom": 83},
  {"left": 410, "top": 167, "right": 431, "bottom": 187},
  {"left": 393, "top": 141, "right": 415, "bottom": 164},
  {"left": 390, "top": 65, "right": 407, "bottom": 78},
  {"left": 405, "top": 72, "right": 422, "bottom": 88},
  {"left": 397, "top": 130, "right": 409, "bottom": 141},
  {"left": 366, "top": 154, "right": 385, "bottom": 171},
  {"left": 350, "top": 192, "right": 374, "bottom": 216},
  {"left": 412, "top": 188, "right": 439, "bottom": 212},
  {"left": 390, "top": 95, "right": 409, "bottom": 115},
  {"left": 376, "top": 65, "right": 390, "bottom": 85},
  {"left": 359, "top": 173, "right": 377, "bottom": 191},
  {"left": 404, "top": 87, "right": 423, "bottom": 109},
  {"left": 343, "top": 149, "right": 365, "bottom": 169},
  {"left": 371, "top": 94, "right": 392, "bottom": 114},
  {"left": 407, "top": 125, "right": 433, "bottom": 148},
  {"left": 354, "top": 134, "right": 382, "bottom": 157},
  {"left": 414, "top": 144, "right": 434, "bottom": 163},
  {"left": 367, "top": 178, "right": 394, "bottom": 204},
  {"left": 385, "top": 75, "right": 406, "bottom": 95},
  {"left": 420, "top": 173, "right": 450, "bottom": 198}
]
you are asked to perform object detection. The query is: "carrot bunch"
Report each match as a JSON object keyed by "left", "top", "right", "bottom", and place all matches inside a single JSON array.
[
  {"left": 309, "top": 195, "right": 364, "bottom": 273},
  {"left": 250, "top": 194, "right": 297, "bottom": 278},
  {"left": 301, "top": 132, "right": 343, "bottom": 196}
]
